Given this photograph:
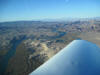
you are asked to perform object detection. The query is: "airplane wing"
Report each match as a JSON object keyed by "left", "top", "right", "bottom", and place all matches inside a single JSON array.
[{"left": 29, "top": 40, "right": 100, "bottom": 75}]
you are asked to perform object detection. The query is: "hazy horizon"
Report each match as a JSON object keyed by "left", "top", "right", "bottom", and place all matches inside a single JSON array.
[{"left": 0, "top": 17, "right": 100, "bottom": 23}]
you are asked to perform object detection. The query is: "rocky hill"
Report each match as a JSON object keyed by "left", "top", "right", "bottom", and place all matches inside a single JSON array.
[{"left": 0, "top": 19, "right": 100, "bottom": 75}]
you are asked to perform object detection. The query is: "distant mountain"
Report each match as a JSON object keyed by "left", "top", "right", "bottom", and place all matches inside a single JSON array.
[{"left": 41, "top": 17, "right": 100, "bottom": 22}]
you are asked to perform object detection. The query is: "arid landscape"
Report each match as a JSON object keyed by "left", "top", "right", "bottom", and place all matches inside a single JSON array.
[
  {"left": 0, "top": 0, "right": 100, "bottom": 75},
  {"left": 0, "top": 18, "right": 100, "bottom": 75}
]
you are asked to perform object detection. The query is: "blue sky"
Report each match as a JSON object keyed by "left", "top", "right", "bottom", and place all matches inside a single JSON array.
[{"left": 0, "top": 0, "right": 100, "bottom": 22}]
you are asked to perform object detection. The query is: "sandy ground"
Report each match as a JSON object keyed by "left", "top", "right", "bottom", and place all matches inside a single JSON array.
[{"left": 79, "top": 32, "right": 100, "bottom": 47}]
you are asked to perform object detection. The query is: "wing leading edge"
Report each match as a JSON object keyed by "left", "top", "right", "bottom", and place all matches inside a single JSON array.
[{"left": 29, "top": 40, "right": 100, "bottom": 75}]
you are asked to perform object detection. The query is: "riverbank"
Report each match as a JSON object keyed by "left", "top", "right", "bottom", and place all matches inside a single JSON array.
[{"left": 0, "top": 36, "right": 26, "bottom": 75}]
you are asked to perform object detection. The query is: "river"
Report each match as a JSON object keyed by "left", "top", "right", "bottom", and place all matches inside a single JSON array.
[{"left": 0, "top": 36, "right": 26, "bottom": 75}]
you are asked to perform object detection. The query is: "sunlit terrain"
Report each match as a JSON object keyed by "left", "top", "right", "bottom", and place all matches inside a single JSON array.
[
  {"left": 0, "top": 0, "right": 100, "bottom": 75},
  {"left": 30, "top": 40, "right": 100, "bottom": 75}
]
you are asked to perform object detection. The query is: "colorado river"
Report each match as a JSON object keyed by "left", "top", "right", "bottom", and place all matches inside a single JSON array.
[{"left": 0, "top": 36, "right": 26, "bottom": 75}]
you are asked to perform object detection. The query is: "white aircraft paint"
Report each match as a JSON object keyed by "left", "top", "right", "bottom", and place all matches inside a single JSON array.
[{"left": 29, "top": 40, "right": 100, "bottom": 75}]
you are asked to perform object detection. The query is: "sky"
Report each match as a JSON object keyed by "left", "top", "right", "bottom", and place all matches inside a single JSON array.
[{"left": 0, "top": 0, "right": 100, "bottom": 22}]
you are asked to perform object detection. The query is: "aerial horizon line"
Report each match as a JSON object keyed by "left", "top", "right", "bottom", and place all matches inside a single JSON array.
[{"left": 0, "top": 16, "right": 100, "bottom": 23}]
